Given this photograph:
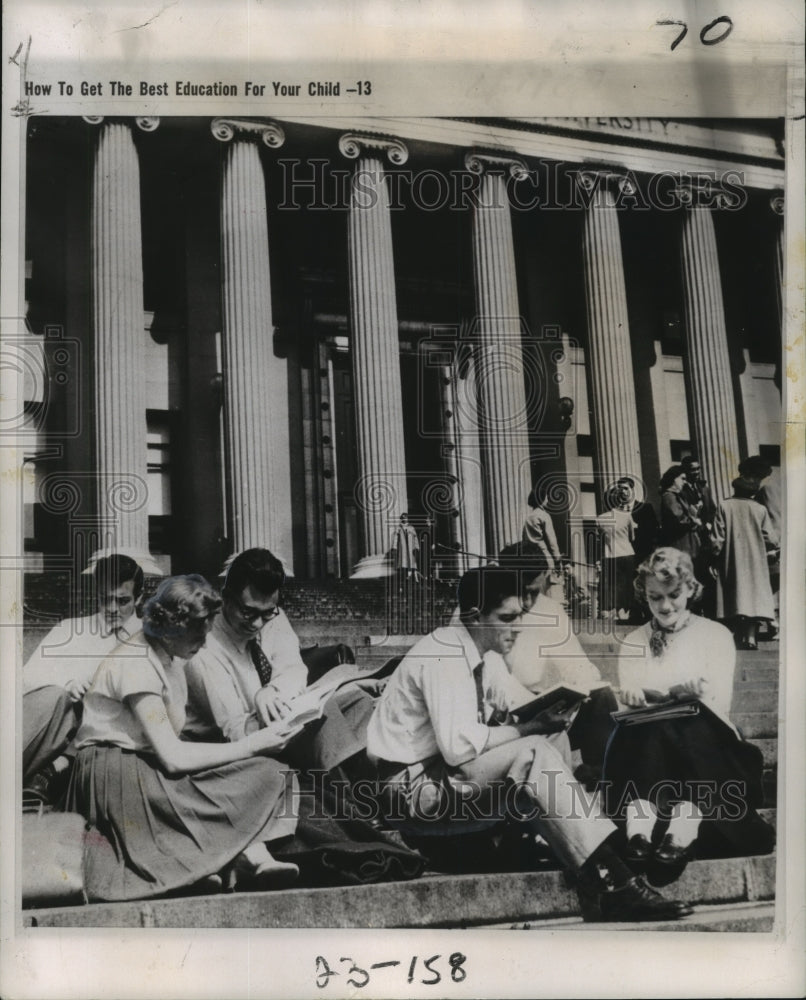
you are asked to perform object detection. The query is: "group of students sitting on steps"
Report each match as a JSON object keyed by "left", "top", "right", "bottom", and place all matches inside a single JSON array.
[{"left": 22, "top": 543, "right": 774, "bottom": 921}]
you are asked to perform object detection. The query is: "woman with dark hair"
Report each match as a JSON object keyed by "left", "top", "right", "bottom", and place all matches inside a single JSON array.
[
  {"left": 522, "top": 483, "right": 562, "bottom": 572},
  {"left": 602, "top": 548, "right": 774, "bottom": 887},
  {"left": 658, "top": 465, "right": 703, "bottom": 560},
  {"left": 68, "top": 574, "right": 300, "bottom": 902}
]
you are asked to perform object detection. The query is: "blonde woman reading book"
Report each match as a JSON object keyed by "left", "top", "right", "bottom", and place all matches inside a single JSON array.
[{"left": 604, "top": 548, "right": 774, "bottom": 887}]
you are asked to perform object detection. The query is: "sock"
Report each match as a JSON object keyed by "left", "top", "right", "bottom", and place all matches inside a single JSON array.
[
  {"left": 579, "top": 831, "right": 634, "bottom": 888},
  {"left": 666, "top": 801, "right": 701, "bottom": 848},
  {"left": 625, "top": 798, "right": 657, "bottom": 841}
]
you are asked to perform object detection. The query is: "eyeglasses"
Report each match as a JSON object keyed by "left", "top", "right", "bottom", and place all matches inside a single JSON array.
[{"left": 224, "top": 590, "right": 281, "bottom": 624}]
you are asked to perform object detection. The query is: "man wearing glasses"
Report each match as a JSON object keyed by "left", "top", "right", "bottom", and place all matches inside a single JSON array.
[
  {"left": 184, "top": 548, "right": 372, "bottom": 781},
  {"left": 366, "top": 566, "right": 692, "bottom": 922},
  {"left": 184, "top": 548, "right": 307, "bottom": 741}
]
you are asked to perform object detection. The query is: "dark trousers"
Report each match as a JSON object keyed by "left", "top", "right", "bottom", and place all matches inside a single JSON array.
[{"left": 568, "top": 686, "right": 619, "bottom": 771}]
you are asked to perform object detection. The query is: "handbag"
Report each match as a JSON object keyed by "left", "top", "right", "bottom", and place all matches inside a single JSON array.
[{"left": 22, "top": 804, "right": 89, "bottom": 907}]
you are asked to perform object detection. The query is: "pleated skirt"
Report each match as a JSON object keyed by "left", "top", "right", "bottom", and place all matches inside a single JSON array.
[{"left": 68, "top": 744, "right": 298, "bottom": 902}]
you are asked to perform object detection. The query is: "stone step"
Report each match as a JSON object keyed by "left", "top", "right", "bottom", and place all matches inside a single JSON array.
[
  {"left": 733, "top": 713, "right": 779, "bottom": 739},
  {"left": 491, "top": 900, "right": 775, "bottom": 932},
  {"left": 748, "top": 738, "right": 778, "bottom": 769},
  {"left": 737, "top": 665, "right": 780, "bottom": 685},
  {"left": 24, "top": 853, "right": 776, "bottom": 929},
  {"left": 731, "top": 688, "right": 779, "bottom": 712}
]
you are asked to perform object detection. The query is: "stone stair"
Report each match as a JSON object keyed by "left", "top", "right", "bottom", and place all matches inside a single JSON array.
[{"left": 22, "top": 626, "right": 780, "bottom": 931}]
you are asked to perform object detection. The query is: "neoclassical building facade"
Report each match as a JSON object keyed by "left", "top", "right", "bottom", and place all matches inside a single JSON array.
[{"left": 21, "top": 115, "right": 784, "bottom": 579}]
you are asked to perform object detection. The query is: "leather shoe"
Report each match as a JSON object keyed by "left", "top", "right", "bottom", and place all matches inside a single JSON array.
[
  {"left": 647, "top": 834, "right": 694, "bottom": 887},
  {"left": 579, "top": 875, "right": 693, "bottom": 923},
  {"left": 233, "top": 852, "right": 299, "bottom": 892},
  {"left": 624, "top": 834, "right": 653, "bottom": 876}
]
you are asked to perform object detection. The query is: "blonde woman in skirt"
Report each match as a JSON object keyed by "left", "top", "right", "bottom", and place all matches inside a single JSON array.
[{"left": 68, "top": 575, "right": 300, "bottom": 902}]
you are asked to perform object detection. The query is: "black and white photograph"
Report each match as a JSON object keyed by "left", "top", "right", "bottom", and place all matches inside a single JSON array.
[{"left": 2, "top": 2, "right": 804, "bottom": 998}]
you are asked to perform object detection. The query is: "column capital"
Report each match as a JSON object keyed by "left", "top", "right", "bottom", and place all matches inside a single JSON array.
[
  {"left": 770, "top": 192, "right": 785, "bottom": 216},
  {"left": 337, "top": 132, "right": 408, "bottom": 165},
  {"left": 83, "top": 116, "right": 160, "bottom": 132},
  {"left": 211, "top": 117, "right": 285, "bottom": 148},
  {"left": 577, "top": 169, "right": 636, "bottom": 197},
  {"left": 464, "top": 150, "right": 529, "bottom": 181},
  {"left": 670, "top": 177, "right": 734, "bottom": 209}
]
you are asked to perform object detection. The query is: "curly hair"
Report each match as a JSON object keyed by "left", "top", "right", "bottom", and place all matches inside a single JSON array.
[
  {"left": 142, "top": 575, "right": 222, "bottom": 639},
  {"left": 633, "top": 547, "right": 703, "bottom": 604}
]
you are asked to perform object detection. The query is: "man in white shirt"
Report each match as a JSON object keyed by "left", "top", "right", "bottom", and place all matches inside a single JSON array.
[
  {"left": 184, "top": 548, "right": 370, "bottom": 772},
  {"left": 366, "top": 566, "right": 692, "bottom": 922},
  {"left": 23, "top": 553, "right": 143, "bottom": 801},
  {"left": 184, "top": 549, "right": 307, "bottom": 742}
]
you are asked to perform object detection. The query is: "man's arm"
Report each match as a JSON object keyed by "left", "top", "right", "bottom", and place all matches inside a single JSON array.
[
  {"left": 420, "top": 659, "right": 567, "bottom": 767},
  {"left": 185, "top": 655, "right": 258, "bottom": 742}
]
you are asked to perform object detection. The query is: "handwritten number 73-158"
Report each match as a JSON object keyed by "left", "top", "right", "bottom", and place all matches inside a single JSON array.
[{"left": 315, "top": 953, "right": 467, "bottom": 989}]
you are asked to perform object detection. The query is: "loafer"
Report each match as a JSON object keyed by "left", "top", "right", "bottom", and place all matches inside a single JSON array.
[
  {"left": 647, "top": 834, "right": 694, "bottom": 888},
  {"left": 233, "top": 852, "right": 300, "bottom": 892},
  {"left": 624, "top": 834, "right": 653, "bottom": 876},
  {"left": 580, "top": 875, "right": 693, "bottom": 923}
]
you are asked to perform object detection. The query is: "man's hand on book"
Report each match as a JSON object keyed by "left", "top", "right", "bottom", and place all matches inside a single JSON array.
[{"left": 255, "top": 684, "right": 292, "bottom": 725}]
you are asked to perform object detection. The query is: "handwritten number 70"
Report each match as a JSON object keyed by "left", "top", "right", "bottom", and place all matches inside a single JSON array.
[{"left": 657, "top": 15, "right": 733, "bottom": 51}]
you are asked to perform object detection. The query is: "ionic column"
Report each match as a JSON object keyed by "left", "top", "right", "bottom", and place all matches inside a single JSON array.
[
  {"left": 579, "top": 171, "right": 642, "bottom": 496},
  {"left": 465, "top": 152, "right": 533, "bottom": 554},
  {"left": 213, "top": 118, "right": 293, "bottom": 568},
  {"left": 89, "top": 116, "right": 157, "bottom": 555},
  {"left": 676, "top": 181, "right": 740, "bottom": 503},
  {"left": 339, "top": 133, "right": 409, "bottom": 577}
]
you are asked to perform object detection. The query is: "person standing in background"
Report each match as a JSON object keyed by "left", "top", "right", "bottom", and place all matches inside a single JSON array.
[
  {"left": 710, "top": 477, "right": 779, "bottom": 650},
  {"left": 522, "top": 484, "right": 562, "bottom": 572},
  {"left": 596, "top": 481, "right": 636, "bottom": 621},
  {"left": 392, "top": 512, "right": 421, "bottom": 582},
  {"left": 680, "top": 455, "right": 718, "bottom": 615},
  {"left": 738, "top": 455, "right": 781, "bottom": 638},
  {"left": 659, "top": 465, "right": 703, "bottom": 565}
]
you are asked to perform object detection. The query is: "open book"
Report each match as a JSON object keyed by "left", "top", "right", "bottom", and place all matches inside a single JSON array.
[
  {"left": 271, "top": 661, "right": 382, "bottom": 740},
  {"left": 510, "top": 682, "right": 606, "bottom": 723}
]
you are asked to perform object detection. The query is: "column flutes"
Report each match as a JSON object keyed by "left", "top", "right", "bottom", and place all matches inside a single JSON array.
[
  {"left": 339, "top": 133, "right": 409, "bottom": 576},
  {"left": 579, "top": 171, "right": 642, "bottom": 494},
  {"left": 90, "top": 116, "right": 158, "bottom": 554},
  {"left": 213, "top": 118, "right": 293, "bottom": 568},
  {"left": 677, "top": 180, "right": 740, "bottom": 503},
  {"left": 465, "top": 152, "right": 533, "bottom": 554}
]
